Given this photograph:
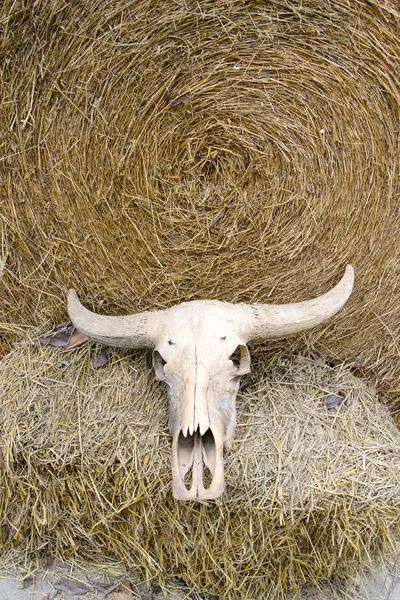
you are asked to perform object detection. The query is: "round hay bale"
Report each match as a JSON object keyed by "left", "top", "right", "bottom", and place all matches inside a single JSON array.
[
  {"left": 1, "top": 342, "right": 399, "bottom": 598},
  {"left": 0, "top": 1, "right": 400, "bottom": 414}
]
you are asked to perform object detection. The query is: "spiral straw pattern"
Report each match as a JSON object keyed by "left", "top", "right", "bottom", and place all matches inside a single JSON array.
[{"left": 0, "top": 1, "right": 399, "bottom": 411}]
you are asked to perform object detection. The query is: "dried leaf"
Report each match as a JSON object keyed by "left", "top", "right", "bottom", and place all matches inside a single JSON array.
[
  {"left": 38, "top": 321, "right": 76, "bottom": 346},
  {"left": 56, "top": 359, "right": 69, "bottom": 368},
  {"left": 21, "top": 575, "right": 35, "bottom": 589},
  {"left": 64, "top": 331, "right": 89, "bottom": 350},
  {"left": 54, "top": 578, "right": 89, "bottom": 596},
  {"left": 322, "top": 394, "right": 343, "bottom": 408},
  {"left": 92, "top": 347, "right": 110, "bottom": 369},
  {"left": 106, "top": 593, "right": 134, "bottom": 600},
  {"left": 369, "top": 376, "right": 378, "bottom": 395},
  {"left": 38, "top": 332, "right": 69, "bottom": 347},
  {"left": 38, "top": 322, "right": 88, "bottom": 351},
  {"left": 239, "top": 377, "right": 253, "bottom": 392},
  {"left": 170, "top": 92, "right": 190, "bottom": 106}
]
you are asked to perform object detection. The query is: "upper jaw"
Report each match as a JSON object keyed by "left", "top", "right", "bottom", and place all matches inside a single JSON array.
[{"left": 171, "top": 426, "right": 225, "bottom": 501}]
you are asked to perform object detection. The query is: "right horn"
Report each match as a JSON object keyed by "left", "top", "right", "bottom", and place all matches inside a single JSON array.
[{"left": 243, "top": 265, "right": 354, "bottom": 341}]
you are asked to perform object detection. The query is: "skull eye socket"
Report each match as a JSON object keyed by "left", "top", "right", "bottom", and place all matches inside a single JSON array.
[
  {"left": 229, "top": 345, "right": 251, "bottom": 376},
  {"left": 153, "top": 350, "right": 167, "bottom": 380},
  {"left": 230, "top": 347, "right": 241, "bottom": 370}
]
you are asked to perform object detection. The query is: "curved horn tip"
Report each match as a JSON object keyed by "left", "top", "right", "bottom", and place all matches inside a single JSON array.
[
  {"left": 342, "top": 264, "right": 355, "bottom": 294},
  {"left": 67, "top": 289, "right": 89, "bottom": 326},
  {"left": 346, "top": 263, "right": 354, "bottom": 277},
  {"left": 67, "top": 288, "right": 80, "bottom": 311},
  {"left": 243, "top": 263, "right": 355, "bottom": 342}
]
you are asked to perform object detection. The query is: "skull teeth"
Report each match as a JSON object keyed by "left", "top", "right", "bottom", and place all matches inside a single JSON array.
[
  {"left": 182, "top": 419, "right": 209, "bottom": 438},
  {"left": 199, "top": 420, "right": 208, "bottom": 436}
]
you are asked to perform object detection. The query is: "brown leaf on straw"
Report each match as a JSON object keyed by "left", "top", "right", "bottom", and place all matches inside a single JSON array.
[
  {"left": 38, "top": 322, "right": 75, "bottom": 347},
  {"left": 170, "top": 92, "right": 190, "bottom": 106},
  {"left": 92, "top": 347, "right": 110, "bottom": 369},
  {"left": 21, "top": 575, "right": 35, "bottom": 589},
  {"left": 239, "top": 376, "right": 254, "bottom": 392},
  {"left": 54, "top": 578, "right": 89, "bottom": 596},
  {"left": 322, "top": 394, "right": 343, "bottom": 408},
  {"left": 38, "top": 322, "right": 88, "bottom": 351},
  {"left": 38, "top": 331, "right": 69, "bottom": 347},
  {"left": 64, "top": 331, "right": 89, "bottom": 350},
  {"left": 369, "top": 376, "right": 378, "bottom": 395},
  {"left": 106, "top": 593, "right": 134, "bottom": 600}
]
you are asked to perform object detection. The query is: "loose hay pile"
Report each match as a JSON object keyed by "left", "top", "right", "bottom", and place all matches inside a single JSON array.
[
  {"left": 0, "top": 0, "right": 400, "bottom": 414},
  {"left": 1, "top": 342, "right": 399, "bottom": 598}
]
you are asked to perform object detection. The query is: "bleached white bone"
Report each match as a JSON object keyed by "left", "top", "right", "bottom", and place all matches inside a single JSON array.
[{"left": 68, "top": 265, "right": 354, "bottom": 500}]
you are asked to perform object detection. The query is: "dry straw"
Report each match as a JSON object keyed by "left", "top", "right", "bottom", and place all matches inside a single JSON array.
[
  {"left": 1, "top": 341, "right": 399, "bottom": 598},
  {"left": 0, "top": 0, "right": 399, "bottom": 415}
]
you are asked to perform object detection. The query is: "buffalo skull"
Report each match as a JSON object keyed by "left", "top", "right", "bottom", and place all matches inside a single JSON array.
[{"left": 68, "top": 265, "right": 354, "bottom": 500}]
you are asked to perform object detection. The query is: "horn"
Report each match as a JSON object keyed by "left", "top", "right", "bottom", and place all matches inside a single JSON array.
[
  {"left": 243, "top": 264, "right": 354, "bottom": 341},
  {"left": 67, "top": 290, "right": 160, "bottom": 348}
]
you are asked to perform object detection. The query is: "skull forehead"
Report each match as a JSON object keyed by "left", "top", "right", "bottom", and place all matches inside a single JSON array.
[
  {"left": 155, "top": 301, "right": 243, "bottom": 370},
  {"left": 162, "top": 301, "right": 238, "bottom": 342}
]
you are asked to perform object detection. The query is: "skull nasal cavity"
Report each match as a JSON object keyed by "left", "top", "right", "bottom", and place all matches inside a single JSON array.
[{"left": 178, "top": 427, "right": 217, "bottom": 491}]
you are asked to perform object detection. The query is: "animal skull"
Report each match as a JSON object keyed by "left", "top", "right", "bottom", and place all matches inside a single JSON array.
[{"left": 68, "top": 265, "right": 354, "bottom": 500}]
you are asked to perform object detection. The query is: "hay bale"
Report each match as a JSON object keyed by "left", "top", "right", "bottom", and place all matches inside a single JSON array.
[
  {"left": 0, "top": 0, "right": 400, "bottom": 413},
  {"left": 1, "top": 342, "right": 399, "bottom": 598}
]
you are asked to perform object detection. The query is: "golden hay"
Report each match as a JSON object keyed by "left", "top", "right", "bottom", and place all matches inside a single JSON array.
[
  {"left": 1, "top": 341, "right": 399, "bottom": 598},
  {"left": 0, "top": 0, "right": 399, "bottom": 414}
]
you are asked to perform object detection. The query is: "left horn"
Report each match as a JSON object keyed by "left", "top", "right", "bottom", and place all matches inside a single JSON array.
[
  {"left": 67, "top": 290, "right": 161, "bottom": 348},
  {"left": 242, "top": 265, "right": 354, "bottom": 341}
]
